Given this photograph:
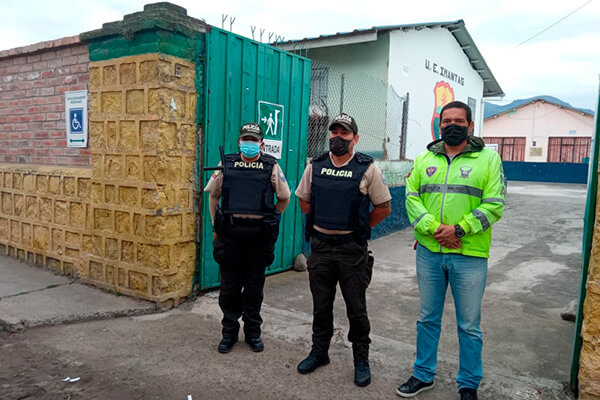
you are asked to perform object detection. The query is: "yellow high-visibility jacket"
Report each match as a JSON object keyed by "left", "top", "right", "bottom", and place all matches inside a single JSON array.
[{"left": 406, "top": 136, "right": 505, "bottom": 258}]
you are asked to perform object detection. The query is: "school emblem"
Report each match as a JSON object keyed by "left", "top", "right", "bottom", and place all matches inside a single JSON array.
[
  {"left": 431, "top": 81, "right": 455, "bottom": 141},
  {"left": 426, "top": 166, "right": 437, "bottom": 177},
  {"left": 460, "top": 166, "right": 472, "bottom": 179}
]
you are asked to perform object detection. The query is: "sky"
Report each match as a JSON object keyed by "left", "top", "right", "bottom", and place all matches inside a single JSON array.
[{"left": 1, "top": 0, "right": 598, "bottom": 111}]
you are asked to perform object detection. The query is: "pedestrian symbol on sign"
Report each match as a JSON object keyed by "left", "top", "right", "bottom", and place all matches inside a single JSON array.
[{"left": 261, "top": 111, "right": 280, "bottom": 137}]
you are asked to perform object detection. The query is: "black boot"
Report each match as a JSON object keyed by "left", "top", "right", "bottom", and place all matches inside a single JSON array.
[
  {"left": 354, "top": 359, "right": 371, "bottom": 386},
  {"left": 297, "top": 351, "right": 330, "bottom": 374},
  {"left": 217, "top": 337, "right": 238, "bottom": 353},
  {"left": 245, "top": 337, "right": 264, "bottom": 352}
]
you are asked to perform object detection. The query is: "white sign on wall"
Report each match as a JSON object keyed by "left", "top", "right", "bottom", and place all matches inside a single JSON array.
[
  {"left": 258, "top": 101, "right": 284, "bottom": 159},
  {"left": 65, "top": 90, "right": 88, "bottom": 148},
  {"left": 485, "top": 143, "right": 499, "bottom": 152}
]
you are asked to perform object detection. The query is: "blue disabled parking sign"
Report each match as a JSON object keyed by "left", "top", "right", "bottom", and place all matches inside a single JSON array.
[
  {"left": 65, "top": 90, "right": 88, "bottom": 148},
  {"left": 70, "top": 109, "right": 83, "bottom": 133}
]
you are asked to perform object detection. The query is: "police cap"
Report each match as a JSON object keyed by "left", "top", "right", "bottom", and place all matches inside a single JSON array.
[
  {"left": 328, "top": 113, "right": 358, "bottom": 134},
  {"left": 239, "top": 122, "right": 263, "bottom": 140}
]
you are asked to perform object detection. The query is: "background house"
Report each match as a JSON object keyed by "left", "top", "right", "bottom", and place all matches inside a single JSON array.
[
  {"left": 483, "top": 96, "right": 595, "bottom": 163},
  {"left": 278, "top": 20, "right": 503, "bottom": 161}
]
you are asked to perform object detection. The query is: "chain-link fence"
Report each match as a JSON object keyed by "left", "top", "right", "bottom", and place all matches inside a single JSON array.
[{"left": 308, "top": 60, "right": 406, "bottom": 161}]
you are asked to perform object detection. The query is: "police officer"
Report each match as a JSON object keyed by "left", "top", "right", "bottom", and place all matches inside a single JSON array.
[
  {"left": 204, "top": 122, "right": 290, "bottom": 354},
  {"left": 295, "top": 113, "right": 391, "bottom": 386}
]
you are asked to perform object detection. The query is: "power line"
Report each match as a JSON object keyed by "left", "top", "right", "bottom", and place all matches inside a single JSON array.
[{"left": 513, "top": 0, "right": 594, "bottom": 49}]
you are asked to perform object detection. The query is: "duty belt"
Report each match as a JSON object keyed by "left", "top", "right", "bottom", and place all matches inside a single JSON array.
[
  {"left": 313, "top": 230, "right": 355, "bottom": 245},
  {"left": 231, "top": 216, "right": 264, "bottom": 226}
]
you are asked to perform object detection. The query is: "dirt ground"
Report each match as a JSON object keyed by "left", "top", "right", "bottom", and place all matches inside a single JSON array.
[{"left": 0, "top": 181, "right": 583, "bottom": 400}]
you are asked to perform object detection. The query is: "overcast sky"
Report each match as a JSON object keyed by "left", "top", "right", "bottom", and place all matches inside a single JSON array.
[{"left": 1, "top": 0, "right": 598, "bottom": 110}]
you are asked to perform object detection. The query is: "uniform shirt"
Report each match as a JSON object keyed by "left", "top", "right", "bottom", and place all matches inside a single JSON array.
[
  {"left": 204, "top": 155, "right": 291, "bottom": 219},
  {"left": 295, "top": 152, "right": 392, "bottom": 234}
]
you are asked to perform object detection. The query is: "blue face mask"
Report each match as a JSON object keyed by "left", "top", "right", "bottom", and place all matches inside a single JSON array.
[{"left": 240, "top": 141, "right": 261, "bottom": 158}]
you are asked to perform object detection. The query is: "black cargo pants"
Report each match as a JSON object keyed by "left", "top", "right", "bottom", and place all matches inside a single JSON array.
[
  {"left": 307, "top": 232, "right": 374, "bottom": 360},
  {"left": 213, "top": 218, "right": 275, "bottom": 340}
]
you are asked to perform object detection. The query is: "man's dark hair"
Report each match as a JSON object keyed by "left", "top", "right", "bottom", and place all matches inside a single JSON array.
[{"left": 440, "top": 101, "right": 472, "bottom": 124}]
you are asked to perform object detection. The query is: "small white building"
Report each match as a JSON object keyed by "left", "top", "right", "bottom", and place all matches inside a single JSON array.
[
  {"left": 278, "top": 20, "right": 503, "bottom": 160},
  {"left": 483, "top": 97, "right": 595, "bottom": 163}
]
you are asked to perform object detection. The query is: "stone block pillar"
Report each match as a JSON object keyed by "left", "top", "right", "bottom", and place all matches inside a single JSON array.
[
  {"left": 80, "top": 3, "right": 209, "bottom": 304},
  {"left": 580, "top": 222, "right": 600, "bottom": 399}
]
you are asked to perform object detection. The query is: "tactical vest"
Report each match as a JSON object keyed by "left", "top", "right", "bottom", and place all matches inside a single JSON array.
[
  {"left": 310, "top": 152, "right": 373, "bottom": 238},
  {"left": 221, "top": 153, "right": 276, "bottom": 216}
]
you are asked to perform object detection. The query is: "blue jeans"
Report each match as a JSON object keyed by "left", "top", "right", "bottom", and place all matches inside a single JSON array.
[{"left": 413, "top": 244, "right": 488, "bottom": 389}]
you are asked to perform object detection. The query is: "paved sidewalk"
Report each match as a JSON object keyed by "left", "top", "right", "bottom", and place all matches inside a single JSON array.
[{"left": 0, "top": 257, "right": 156, "bottom": 332}]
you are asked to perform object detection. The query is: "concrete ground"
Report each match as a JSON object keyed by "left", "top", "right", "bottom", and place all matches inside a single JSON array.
[{"left": 0, "top": 181, "right": 582, "bottom": 399}]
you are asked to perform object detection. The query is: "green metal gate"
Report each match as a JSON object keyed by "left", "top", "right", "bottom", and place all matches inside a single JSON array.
[{"left": 197, "top": 27, "right": 311, "bottom": 289}]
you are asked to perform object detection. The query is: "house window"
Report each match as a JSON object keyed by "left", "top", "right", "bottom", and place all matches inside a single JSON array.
[
  {"left": 311, "top": 66, "right": 329, "bottom": 103},
  {"left": 468, "top": 97, "right": 477, "bottom": 121},
  {"left": 483, "top": 137, "right": 526, "bottom": 161},
  {"left": 547, "top": 137, "right": 591, "bottom": 163}
]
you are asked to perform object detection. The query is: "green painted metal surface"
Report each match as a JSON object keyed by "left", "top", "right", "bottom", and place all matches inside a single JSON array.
[
  {"left": 570, "top": 83, "right": 600, "bottom": 391},
  {"left": 198, "top": 28, "right": 311, "bottom": 289},
  {"left": 80, "top": 2, "right": 209, "bottom": 62},
  {"left": 87, "top": 30, "right": 198, "bottom": 62}
]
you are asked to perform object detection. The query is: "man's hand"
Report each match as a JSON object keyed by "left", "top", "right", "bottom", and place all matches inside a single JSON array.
[
  {"left": 433, "top": 224, "right": 461, "bottom": 249},
  {"left": 213, "top": 232, "right": 217, "bottom": 241}
]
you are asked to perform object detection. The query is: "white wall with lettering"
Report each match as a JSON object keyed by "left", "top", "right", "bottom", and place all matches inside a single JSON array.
[{"left": 387, "top": 27, "right": 484, "bottom": 159}]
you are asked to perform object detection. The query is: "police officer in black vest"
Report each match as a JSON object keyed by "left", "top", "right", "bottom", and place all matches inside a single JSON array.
[
  {"left": 204, "top": 122, "right": 290, "bottom": 354},
  {"left": 295, "top": 113, "right": 392, "bottom": 386}
]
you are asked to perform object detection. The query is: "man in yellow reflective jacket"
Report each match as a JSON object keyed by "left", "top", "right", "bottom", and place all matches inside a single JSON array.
[{"left": 397, "top": 101, "right": 505, "bottom": 400}]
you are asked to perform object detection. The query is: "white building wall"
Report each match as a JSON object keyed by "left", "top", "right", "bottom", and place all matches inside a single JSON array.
[
  {"left": 308, "top": 34, "right": 390, "bottom": 81},
  {"left": 387, "top": 28, "right": 485, "bottom": 160},
  {"left": 483, "top": 101, "right": 595, "bottom": 162},
  {"left": 307, "top": 35, "right": 393, "bottom": 157}
]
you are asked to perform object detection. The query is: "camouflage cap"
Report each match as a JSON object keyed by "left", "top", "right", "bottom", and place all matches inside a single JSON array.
[
  {"left": 328, "top": 113, "right": 358, "bottom": 134},
  {"left": 239, "top": 122, "right": 263, "bottom": 140}
]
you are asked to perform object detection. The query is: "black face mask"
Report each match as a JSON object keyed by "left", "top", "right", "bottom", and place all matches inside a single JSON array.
[
  {"left": 329, "top": 136, "right": 352, "bottom": 156},
  {"left": 441, "top": 124, "right": 469, "bottom": 146}
]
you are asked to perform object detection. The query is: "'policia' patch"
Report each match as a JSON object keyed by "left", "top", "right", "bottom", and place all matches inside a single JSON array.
[
  {"left": 320, "top": 168, "right": 352, "bottom": 178},
  {"left": 234, "top": 161, "right": 264, "bottom": 169}
]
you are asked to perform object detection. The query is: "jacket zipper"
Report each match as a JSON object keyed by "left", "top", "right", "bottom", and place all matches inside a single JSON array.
[{"left": 439, "top": 154, "right": 452, "bottom": 252}]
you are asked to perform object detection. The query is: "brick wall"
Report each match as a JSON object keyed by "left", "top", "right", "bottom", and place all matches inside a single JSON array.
[{"left": 0, "top": 36, "right": 91, "bottom": 166}]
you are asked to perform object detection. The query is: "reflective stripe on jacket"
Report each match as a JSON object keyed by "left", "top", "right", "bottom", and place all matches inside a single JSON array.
[{"left": 405, "top": 137, "right": 505, "bottom": 258}]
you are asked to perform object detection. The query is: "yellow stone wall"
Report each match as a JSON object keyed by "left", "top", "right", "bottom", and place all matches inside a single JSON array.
[
  {"left": 0, "top": 165, "right": 92, "bottom": 275},
  {"left": 84, "top": 54, "right": 197, "bottom": 304},
  {"left": 581, "top": 204, "right": 600, "bottom": 399}
]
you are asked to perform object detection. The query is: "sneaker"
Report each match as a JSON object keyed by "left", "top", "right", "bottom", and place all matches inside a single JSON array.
[
  {"left": 459, "top": 388, "right": 478, "bottom": 400},
  {"left": 297, "top": 351, "right": 330, "bottom": 374},
  {"left": 354, "top": 359, "right": 371, "bottom": 387},
  {"left": 217, "top": 337, "right": 238, "bottom": 353},
  {"left": 245, "top": 337, "right": 264, "bottom": 352},
  {"left": 396, "top": 376, "right": 435, "bottom": 397}
]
